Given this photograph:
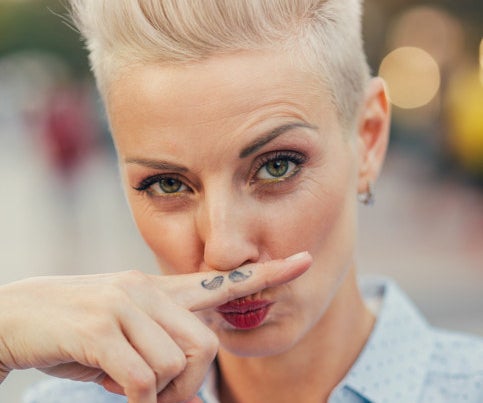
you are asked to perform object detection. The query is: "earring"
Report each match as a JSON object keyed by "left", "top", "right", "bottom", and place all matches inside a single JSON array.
[{"left": 358, "top": 180, "right": 375, "bottom": 206}]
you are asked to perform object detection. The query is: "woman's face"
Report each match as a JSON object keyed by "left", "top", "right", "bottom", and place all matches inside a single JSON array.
[{"left": 108, "top": 51, "right": 362, "bottom": 356}]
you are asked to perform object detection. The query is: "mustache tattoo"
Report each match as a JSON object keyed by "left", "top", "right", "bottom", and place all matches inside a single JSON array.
[{"left": 201, "top": 270, "right": 253, "bottom": 290}]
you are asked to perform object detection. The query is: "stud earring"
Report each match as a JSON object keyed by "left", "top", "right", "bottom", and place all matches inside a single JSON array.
[{"left": 358, "top": 180, "right": 375, "bottom": 206}]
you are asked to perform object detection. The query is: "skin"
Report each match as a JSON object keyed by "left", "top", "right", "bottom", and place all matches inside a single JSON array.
[
  {"left": 107, "top": 50, "right": 390, "bottom": 402},
  {"left": 0, "top": 255, "right": 311, "bottom": 403},
  {"left": 0, "top": 50, "right": 389, "bottom": 403}
]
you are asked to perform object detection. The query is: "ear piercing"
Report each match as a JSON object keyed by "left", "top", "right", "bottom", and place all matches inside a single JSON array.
[{"left": 358, "top": 180, "right": 375, "bottom": 206}]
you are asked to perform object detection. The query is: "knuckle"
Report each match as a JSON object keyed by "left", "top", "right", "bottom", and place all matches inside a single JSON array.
[
  {"left": 189, "top": 329, "right": 219, "bottom": 362},
  {"left": 161, "top": 352, "right": 187, "bottom": 378},
  {"left": 128, "top": 368, "right": 156, "bottom": 393}
]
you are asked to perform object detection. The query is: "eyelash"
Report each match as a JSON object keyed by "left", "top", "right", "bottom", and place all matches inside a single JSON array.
[
  {"left": 133, "top": 173, "right": 189, "bottom": 194},
  {"left": 133, "top": 150, "right": 307, "bottom": 196},
  {"left": 250, "top": 151, "right": 306, "bottom": 183}
]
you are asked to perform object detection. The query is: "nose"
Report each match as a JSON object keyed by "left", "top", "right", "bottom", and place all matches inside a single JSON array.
[{"left": 196, "top": 187, "right": 260, "bottom": 272}]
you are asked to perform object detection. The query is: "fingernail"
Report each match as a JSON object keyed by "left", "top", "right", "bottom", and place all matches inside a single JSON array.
[{"left": 285, "top": 251, "right": 309, "bottom": 262}]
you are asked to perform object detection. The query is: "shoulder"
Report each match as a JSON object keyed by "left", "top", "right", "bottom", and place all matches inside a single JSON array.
[
  {"left": 22, "top": 378, "right": 126, "bottom": 403},
  {"left": 422, "top": 328, "right": 483, "bottom": 402},
  {"left": 430, "top": 328, "right": 483, "bottom": 374},
  {"left": 357, "top": 277, "right": 483, "bottom": 403}
]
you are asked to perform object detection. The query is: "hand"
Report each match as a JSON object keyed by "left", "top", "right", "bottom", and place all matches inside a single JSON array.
[{"left": 0, "top": 251, "right": 311, "bottom": 403}]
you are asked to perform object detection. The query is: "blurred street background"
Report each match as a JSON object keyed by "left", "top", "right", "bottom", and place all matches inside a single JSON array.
[{"left": 1, "top": 0, "right": 482, "bottom": 401}]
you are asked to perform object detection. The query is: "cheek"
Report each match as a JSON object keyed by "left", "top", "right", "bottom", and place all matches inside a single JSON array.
[
  {"left": 259, "top": 177, "right": 352, "bottom": 260},
  {"left": 258, "top": 141, "right": 357, "bottom": 260},
  {"left": 130, "top": 201, "right": 200, "bottom": 274},
  {"left": 267, "top": 172, "right": 357, "bottom": 328}
]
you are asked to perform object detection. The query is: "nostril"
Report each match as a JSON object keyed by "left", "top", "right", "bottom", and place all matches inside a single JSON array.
[
  {"left": 201, "top": 243, "right": 261, "bottom": 272},
  {"left": 200, "top": 249, "right": 268, "bottom": 273},
  {"left": 201, "top": 259, "right": 250, "bottom": 272}
]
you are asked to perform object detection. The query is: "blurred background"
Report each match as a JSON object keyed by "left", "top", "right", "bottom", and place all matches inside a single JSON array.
[{"left": 0, "top": 0, "right": 482, "bottom": 400}]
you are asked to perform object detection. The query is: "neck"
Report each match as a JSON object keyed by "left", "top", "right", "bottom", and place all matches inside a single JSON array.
[{"left": 217, "top": 269, "right": 375, "bottom": 403}]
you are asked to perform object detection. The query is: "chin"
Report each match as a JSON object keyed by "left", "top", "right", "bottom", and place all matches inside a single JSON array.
[{"left": 217, "top": 321, "right": 299, "bottom": 358}]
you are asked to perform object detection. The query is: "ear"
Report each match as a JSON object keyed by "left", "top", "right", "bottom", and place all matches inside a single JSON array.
[{"left": 356, "top": 77, "right": 391, "bottom": 194}]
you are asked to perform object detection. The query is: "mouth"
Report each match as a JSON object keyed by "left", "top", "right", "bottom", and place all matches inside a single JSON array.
[{"left": 216, "top": 298, "right": 273, "bottom": 330}]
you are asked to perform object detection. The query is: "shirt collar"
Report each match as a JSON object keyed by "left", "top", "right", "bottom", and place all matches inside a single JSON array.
[{"left": 334, "top": 277, "right": 434, "bottom": 403}]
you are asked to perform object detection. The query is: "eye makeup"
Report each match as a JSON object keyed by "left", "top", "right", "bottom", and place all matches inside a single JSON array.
[
  {"left": 250, "top": 150, "right": 307, "bottom": 184},
  {"left": 132, "top": 173, "right": 192, "bottom": 196}
]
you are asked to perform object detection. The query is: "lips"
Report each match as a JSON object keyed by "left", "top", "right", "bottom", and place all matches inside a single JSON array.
[{"left": 216, "top": 299, "right": 273, "bottom": 329}]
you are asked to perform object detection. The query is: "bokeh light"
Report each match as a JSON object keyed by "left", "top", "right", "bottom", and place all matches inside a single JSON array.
[
  {"left": 379, "top": 46, "right": 441, "bottom": 109},
  {"left": 446, "top": 68, "right": 483, "bottom": 174},
  {"left": 386, "top": 6, "right": 463, "bottom": 67},
  {"left": 480, "top": 38, "right": 483, "bottom": 86}
]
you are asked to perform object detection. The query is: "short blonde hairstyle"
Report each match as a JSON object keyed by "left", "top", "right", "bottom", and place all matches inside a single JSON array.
[{"left": 70, "top": 0, "right": 370, "bottom": 127}]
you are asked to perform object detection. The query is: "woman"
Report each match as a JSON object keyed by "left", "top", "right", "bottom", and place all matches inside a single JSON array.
[{"left": 1, "top": 1, "right": 482, "bottom": 402}]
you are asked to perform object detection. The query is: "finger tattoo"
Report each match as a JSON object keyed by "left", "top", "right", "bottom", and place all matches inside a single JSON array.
[
  {"left": 201, "top": 269, "right": 253, "bottom": 290},
  {"left": 228, "top": 270, "right": 253, "bottom": 283},
  {"left": 201, "top": 275, "right": 224, "bottom": 290}
]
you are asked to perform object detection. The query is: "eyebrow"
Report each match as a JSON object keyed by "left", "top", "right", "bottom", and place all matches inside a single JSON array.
[
  {"left": 124, "top": 158, "right": 188, "bottom": 172},
  {"left": 239, "top": 122, "right": 318, "bottom": 158},
  {"left": 125, "top": 122, "right": 318, "bottom": 169}
]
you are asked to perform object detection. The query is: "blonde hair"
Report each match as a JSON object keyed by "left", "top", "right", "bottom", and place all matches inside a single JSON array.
[{"left": 70, "top": 0, "right": 370, "bottom": 127}]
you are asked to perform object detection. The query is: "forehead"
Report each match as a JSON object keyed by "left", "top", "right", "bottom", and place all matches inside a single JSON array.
[{"left": 107, "top": 51, "right": 337, "bottom": 151}]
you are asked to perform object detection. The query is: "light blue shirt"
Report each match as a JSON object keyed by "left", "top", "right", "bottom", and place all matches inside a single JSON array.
[{"left": 23, "top": 278, "right": 483, "bottom": 403}]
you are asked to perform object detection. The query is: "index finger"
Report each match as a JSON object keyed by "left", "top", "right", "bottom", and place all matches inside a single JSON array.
[{"left": 156, "top": 251, "right": 312, "bottom": 311}]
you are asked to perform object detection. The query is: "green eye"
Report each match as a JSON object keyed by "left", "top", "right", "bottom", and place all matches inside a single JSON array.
[
  {"left": 256, "top": 158, "right": 297, "bottom": 180},
  {"left": 159, "top": 178, "right": 182, "bottom": 193},
  {"left": 152, "top": 177, "right": 187, "bottom": 194},
  {"left": 134, "top": 174, "right": 190, "bottom": 197},
  {"left": 265, "top": 159, "right": 289, "bottom": 177}
]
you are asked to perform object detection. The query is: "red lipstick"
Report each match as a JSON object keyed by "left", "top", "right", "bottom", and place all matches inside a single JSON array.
[{"left": 216, "top": 299, "right": 272, "bottom": 329}]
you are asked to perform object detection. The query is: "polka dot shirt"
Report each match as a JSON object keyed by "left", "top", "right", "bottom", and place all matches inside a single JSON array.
[
  {"left": 23, "top": 278, "right": 483, "bottom": 403},
  {"left": 329, "top": 278, "right": 483, "bottom": 403}
]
